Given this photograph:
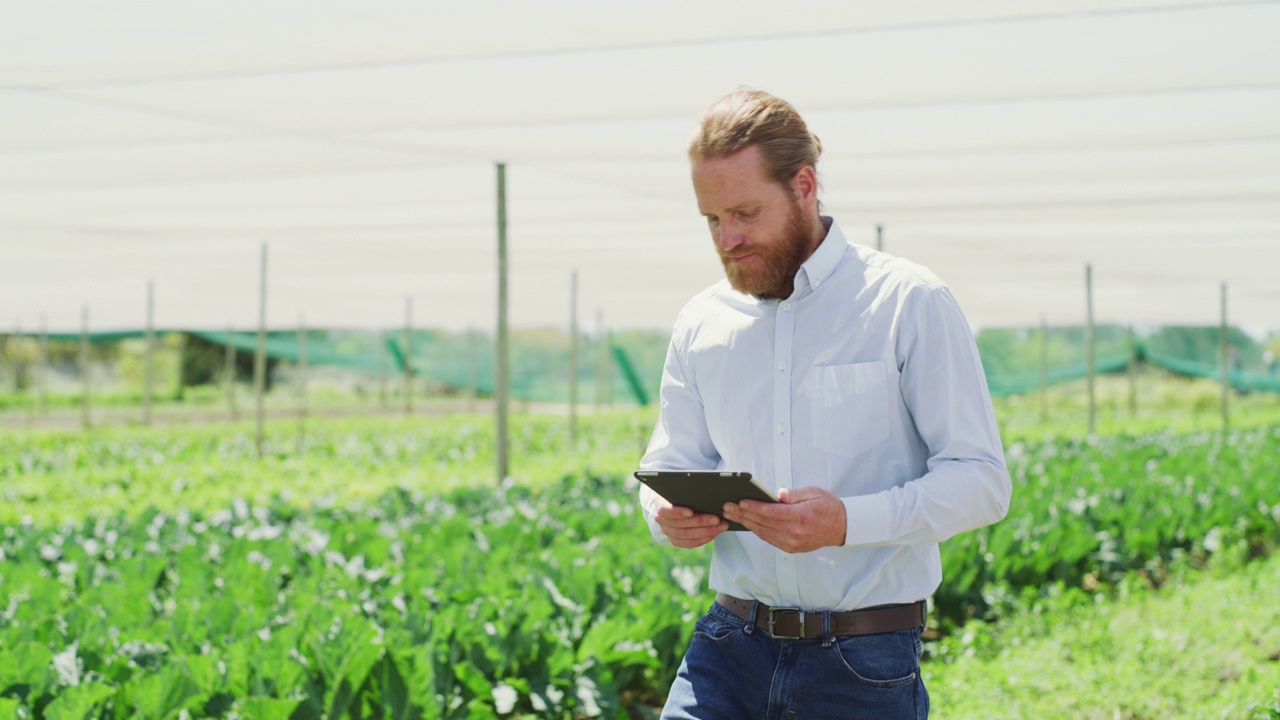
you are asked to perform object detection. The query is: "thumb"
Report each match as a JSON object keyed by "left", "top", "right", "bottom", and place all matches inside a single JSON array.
[{"left": 777, "top": 486, "right": 824, "bottom": 504}]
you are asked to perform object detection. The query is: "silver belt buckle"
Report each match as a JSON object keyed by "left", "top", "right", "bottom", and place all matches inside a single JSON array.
[{"left": 767, "top": 607, "right": 804, "bottom": 639}]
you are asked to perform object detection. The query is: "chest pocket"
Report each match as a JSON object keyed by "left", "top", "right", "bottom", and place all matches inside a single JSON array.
[{"left": 802, "top": 361, "right": 891, "bottom": 459}]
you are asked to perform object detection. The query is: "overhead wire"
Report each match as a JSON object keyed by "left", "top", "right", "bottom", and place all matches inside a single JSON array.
[{"left": 19, "top": 0, "right": 1276, "bottom": 90}]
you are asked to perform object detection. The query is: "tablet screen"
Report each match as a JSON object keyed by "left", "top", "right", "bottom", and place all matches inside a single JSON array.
[{"left": 635, "top": 470, "right": 777, "bottom": 532}]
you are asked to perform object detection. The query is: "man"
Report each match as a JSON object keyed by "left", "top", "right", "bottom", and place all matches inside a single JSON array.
[{"left": 638, "top": 89, "right": 1012, "bottom": 719}]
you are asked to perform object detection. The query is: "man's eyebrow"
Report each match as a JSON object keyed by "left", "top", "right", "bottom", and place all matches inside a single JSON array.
[{"left": 703, "top": 202, "right": 759, "bottom": 217}]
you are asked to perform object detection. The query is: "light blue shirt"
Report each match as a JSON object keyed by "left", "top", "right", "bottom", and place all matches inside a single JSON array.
[{"left": 639, "top": 216, "right": 1011, "bottom": 611}]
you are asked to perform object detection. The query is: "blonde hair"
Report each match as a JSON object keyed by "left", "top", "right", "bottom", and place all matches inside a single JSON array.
[{"left": 688, "top": 89, "right": 823, "bottom": 188}]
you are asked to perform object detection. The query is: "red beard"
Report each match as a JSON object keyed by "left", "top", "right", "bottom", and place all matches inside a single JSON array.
[{"left": 720, "top": 199, "right": 816, "bottom": 300}]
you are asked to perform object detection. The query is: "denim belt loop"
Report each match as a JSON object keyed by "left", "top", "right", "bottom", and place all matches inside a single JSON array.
[
  {"left": 821, "top": 611, "right": 833, "bottom": 647},
  {"left": 745, "top": 599, "right": 759, "bottom": 635}
]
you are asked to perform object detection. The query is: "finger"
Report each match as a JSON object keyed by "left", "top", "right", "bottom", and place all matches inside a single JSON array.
[
  {"left": 665, "top": 521, "right": 727, "bottom": 547},
  {"left": 658, "top": 509, "right": 724, "bottom": 530},
  {"left": 725, "top": 500, "right": 792, "bottom": 530}
]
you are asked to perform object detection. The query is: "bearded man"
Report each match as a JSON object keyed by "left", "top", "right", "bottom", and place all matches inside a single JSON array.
[{"left": 637, "top": 89, "right": 1012, "bottom": 719}]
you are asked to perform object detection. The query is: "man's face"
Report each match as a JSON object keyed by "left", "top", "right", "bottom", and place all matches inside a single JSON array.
[{"left": 691, "top": 145, "right": 818, "bottom": 300}]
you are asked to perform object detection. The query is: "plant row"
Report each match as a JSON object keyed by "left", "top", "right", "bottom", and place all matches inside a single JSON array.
[{"left": 2, "top": 425, "right": 1278, "bottom": 717}]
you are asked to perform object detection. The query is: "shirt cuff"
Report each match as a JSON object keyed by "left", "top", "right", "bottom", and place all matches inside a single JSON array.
[{"left": 841, "top": 494, "right": 895, "bottom": 547}]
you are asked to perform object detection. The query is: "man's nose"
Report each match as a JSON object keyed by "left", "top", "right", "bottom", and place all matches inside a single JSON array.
[{"left": 716, "top": 221, "right": 745, "bottom": 252}]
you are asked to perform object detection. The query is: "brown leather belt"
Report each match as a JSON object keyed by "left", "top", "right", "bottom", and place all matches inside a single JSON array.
[{"left": 715, "top": 593, "right": 926, "bottom": 640}]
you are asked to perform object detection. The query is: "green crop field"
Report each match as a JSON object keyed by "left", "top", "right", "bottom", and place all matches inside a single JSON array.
[{"left": 2, "top": 394, "right": 1279, "bottom": 718}]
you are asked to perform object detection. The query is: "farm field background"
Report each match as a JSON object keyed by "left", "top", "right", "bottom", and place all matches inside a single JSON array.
[{"left": 2, "top": 376, "right": 1279, "bottom": 718}]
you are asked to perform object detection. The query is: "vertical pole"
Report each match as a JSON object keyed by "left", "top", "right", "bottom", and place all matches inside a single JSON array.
[
  {"left": 569, "top": 269, "right": 579, "bottom": 447},
  {"left": 144, "top": 280, "right": 155, "bottom": 426},
  {"left": 6, "top": 324, "right": 16, "bottom": 391},
  {"left": 38, "top": 314, "right": 48, "bottom": 416},
  {"left": 595, "top": 309, "right": 605, "bottom": 410},
  {"left": 7, "top": 324, "right": 17, "bottom": 391},
  {"left": 297, "top": 314, "right": 308, "bottom": 452},
  {"left": 1085, "top": 264, "right": 1096, "bottom": 434},
  {"left": 80, "top": 304, "right": 90, "bottom": 430},
  {"left": 1127, "top": 324, "right": 1138, "bottom": 417},
  {"left": 11, "top": 323, "right": 28, "bottom": 425},
  {"left": 467, "top": 326, "right": 478, "bottom": 413},
  {"left": 404, "top": 297, "right": 413, "bottom": 416},
  {"left": 378, "top": 329, "right": 389, "bottom": 411},
  {"left": 254, "top": 244, "right": 268, "bottom": 459},
  {"left": 1220, "top": 282, "right": 1229, "bottom": 433},
  {"left": 14, "top": 324, "right": 30, "bottom": 426},
  {"left": 1038, "top": 316, "right": 1048, "bottom": 424},
  {"left": 875, "top": 224, "right": 883, "bottom": 252},
  {"left": 225, "top": 324, "right": 239, "bottom": 421},
  {"left": 605, "top": 328, "right": 615, "bottom": 407},
  {"left": 496, "top": 162, "right": 511, "bottom": 482}
]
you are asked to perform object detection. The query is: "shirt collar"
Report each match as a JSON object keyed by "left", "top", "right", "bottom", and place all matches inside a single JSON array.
[{"left": 792, "top": 216, "right": 845, "bottom": 299}]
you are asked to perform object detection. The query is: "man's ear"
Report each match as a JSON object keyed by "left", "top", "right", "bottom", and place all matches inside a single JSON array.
[{"left": 791, "top": 166, "right": 818, "bottom": 212}]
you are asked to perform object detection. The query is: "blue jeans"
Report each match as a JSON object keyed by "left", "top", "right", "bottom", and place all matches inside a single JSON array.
[{"left": 661, "top": 600, "right": 928, "bottom": 719}]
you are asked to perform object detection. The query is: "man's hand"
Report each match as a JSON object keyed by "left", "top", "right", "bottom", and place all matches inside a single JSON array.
[
  {"left": 653, "top": 495, "right": 728, "bottom": 549},
  {"left": 722, "top": 486, "right": 847, "bottom": 553}
]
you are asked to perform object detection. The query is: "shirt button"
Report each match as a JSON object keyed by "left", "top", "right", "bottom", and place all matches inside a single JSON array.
[
  {"left": 781, "top": 552, "right": 791, "bottom": 559},
  {"left": 778, "top": 362, "right": 786, "bottom": 370},
  {"left": 777, "top": 423, "right": 786, "bottom": 434},
  {"left": 782, "top": 302, "right": 791, "bottom": 311}
]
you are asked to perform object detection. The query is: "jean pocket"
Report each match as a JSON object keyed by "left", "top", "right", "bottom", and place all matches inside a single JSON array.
[
  {"left": 803, "top": 361, "right": 891, "bottom": 459},
  {"left": 692, "top": 608, "right": 746, "bottom": 644},
  {"left": 829, "top": 630, "right": 920, "bottom": 688}
]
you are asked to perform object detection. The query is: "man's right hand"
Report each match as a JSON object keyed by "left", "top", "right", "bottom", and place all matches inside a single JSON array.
[{"left": 653, "top": 495, "right": 728, "bottom": 548}]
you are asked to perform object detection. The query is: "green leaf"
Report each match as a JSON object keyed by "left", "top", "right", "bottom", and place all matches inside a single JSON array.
[
  {"left": 119, "top": 665, "right": 201, "bottom": 719},
  {"left": 41, "top": 682, "right": 116, "bottom": 720},
  {"left": 355, "top": 652, "right": 420, "bottom": 720},
  {"left": 182, "top": 655, "right": 224, "bottom": 693},
  {"left": 453, "top": 660, "right": 491, "bottom": 698},
  {"left": 0, "top": 641, "right": 54, "bottom": 694},
  {"left": 306, "top": 614, "right": 383, "bottom": 718},
  {"left": 230, "top": 696, "right": 301, "bottom": 719}
]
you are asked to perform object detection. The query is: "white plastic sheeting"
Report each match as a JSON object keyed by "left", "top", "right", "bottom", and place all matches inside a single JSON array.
[{"left": 1, "top": 1, "right": 1277, "bottom": 332}]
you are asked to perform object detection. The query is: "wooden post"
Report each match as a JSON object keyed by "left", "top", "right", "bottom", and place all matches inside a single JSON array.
[
  {"left": 876, "top": 224, "right": 883, "bottom": 252},
  {"left": 38, "top": 314, "right": 48, "bottom": 416},
  {"left": 1039, "top": 316, "right": 1048, "bottom": 424},
  {"left": 225, "top": 324, "right": 239, "bottom": 421},
  {"left": 404, "top": 297, "right": 413, "bottom": 416},
  {"left": 80, "top": 304, "right": 90, "bottom": 430},
  {"left": 1085, "top": 264, "right": 1096, "bottom": 434},
  {"left": 378, "top": 328, "right": 389, "bottom": 410},
  {"left": 467, "top": 327, "right": 478, "bottom": 413},
  {"left": 297, "top": 315, "right": 308, "bottom": 453},
  {"left": 254, "top": 244, "right": 268, "bottom": 459},
  {"left": 1127, "top": 325, "right": 1138, "bottom": 417},
  {"left": 569, "top": 269, "right": 579, "bottom": 447},
  {"left": 496, "top": 162, "right": 511, "bottom": 482},
  {"left": 595, "top": 310, "right": 606, "bottom": 410},
  {"left": 1220, "top": 282, "right": 1229, "bottom": 432},
  {"left": 144, "top": 280, "right": 155, "bottom": 426},
  {"left": 7, "top": 324, "right": 18, "bottom": 392},
  {"left": 14, "top": 323, "right": 31, "bottom": 426},
  {"left": 605, "top": 328, "right": 615, "bottom": 407}
]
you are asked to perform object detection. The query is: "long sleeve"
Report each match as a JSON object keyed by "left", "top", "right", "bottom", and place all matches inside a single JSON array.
[
  {"left": 638, "top": 331, "right": 721, "bottom": 546},
  {"left": 840, "top": 285, "right": 1012, "bottom": 547}
]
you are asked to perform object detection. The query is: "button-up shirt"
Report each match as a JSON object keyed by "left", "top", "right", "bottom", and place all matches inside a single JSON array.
[{"left": 639, "top": 216, "right": 1011, "bottom": 611}]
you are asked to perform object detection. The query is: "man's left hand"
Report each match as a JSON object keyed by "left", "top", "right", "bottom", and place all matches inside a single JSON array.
[{"left": 723, "top": 486, "right": 847, "bottom": 553}]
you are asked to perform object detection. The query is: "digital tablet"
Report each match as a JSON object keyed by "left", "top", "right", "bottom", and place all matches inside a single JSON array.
[{"left": 634, "top": 470, "right": 778, "bottom": 532}]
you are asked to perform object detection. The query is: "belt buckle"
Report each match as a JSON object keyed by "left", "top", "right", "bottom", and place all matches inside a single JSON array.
[{"left": 767, "top": 607, "right": 804, "bottom": 639}]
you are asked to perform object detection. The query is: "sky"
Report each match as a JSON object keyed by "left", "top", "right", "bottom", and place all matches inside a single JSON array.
[{"left": 1, "top": 0, "right": 1277, "bottom": 335}]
